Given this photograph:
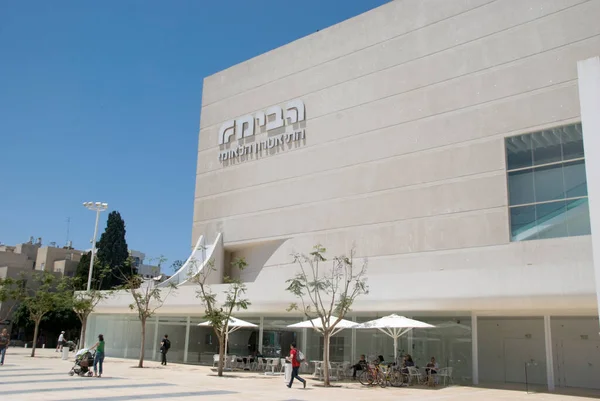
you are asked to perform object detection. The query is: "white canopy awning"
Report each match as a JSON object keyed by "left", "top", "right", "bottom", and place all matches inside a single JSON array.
[{"left": 354, "top": 314, "right": 434, "bottom": 360}]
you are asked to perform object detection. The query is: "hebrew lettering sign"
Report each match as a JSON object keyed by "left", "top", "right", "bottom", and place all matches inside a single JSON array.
[{"left": 218, "top": 99, "right": 306, "bottom": 163}]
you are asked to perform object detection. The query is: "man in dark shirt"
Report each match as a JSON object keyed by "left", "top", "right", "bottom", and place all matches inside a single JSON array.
[
  {"left": 351, "top": 354, "right": 367, "bottom": 379},
  {"left": 160, "top": 334, "right": 171, "bottom": 366},
  {"left": 0, "top": 328, "right": 9, "bottom": 366}
]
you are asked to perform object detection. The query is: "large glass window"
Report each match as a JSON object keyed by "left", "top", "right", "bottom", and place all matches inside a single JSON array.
[{"left": 505, "top": 123, "right": 591, "bottom": 241}]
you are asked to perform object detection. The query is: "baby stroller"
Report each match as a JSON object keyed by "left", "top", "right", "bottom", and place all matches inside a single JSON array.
[{"left": 69, "top": 348, "right": 95, "bottom": 377}]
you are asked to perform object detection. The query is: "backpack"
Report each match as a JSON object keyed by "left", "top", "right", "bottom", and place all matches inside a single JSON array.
[
  {"left": 297, "top": 350, "right": 305, "bottom": 362},
  {"left": 163, "top": 339, "right": 171, "bottom": 350}
]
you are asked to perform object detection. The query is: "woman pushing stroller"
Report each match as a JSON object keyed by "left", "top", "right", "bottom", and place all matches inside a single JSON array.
[{"left": 89, "top": 334, "right": 105, "bottom": 378}]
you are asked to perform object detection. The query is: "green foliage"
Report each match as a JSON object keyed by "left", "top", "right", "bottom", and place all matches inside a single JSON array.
[
  {"left": 13, "top": 303, "right": 80, "bottom": 336},
  {"left": 14, "top": 272, "right": 74, "bottom": 357},
  {"left": 191, "top": 256, "right": 250, "bottom": 376},
  {"left": 285, "top": 244, "right": 368, "bottom": 386},
  {"left": 72, "top": 289, "right": 108, "bottom": 323},
  {"left": 170, "top": 260, "right": 184, "bottom": 274},
  {"left": 11, "top": 303, "right": 32, "bottom": 330},
  {"left": 23, "top": 272, "right": 72, "bottom": 322},
  {"left": 96, "top": 211, "right": 134, "bottom": 288},
  {"left": 0, "top": 275, "right": 27, "bottom": 323},
  {"left": 73, "top": 252, "right": 113, "bottom": 291}
]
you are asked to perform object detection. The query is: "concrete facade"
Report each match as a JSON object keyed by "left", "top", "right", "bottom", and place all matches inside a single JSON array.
[
  {"left": 92, "top": 0, "right": 600, "bottom": 391},
  {"left": 192, "top": 0, "right": 600, "bottom": 314},
  {"left": 34, "top": 246, "right": 83, "bottom": 274}
]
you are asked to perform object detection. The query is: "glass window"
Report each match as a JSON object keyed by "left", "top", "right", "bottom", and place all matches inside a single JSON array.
[
  {"left": 508, "top": 170, "right": 535, "bottom": 205},
  {"left": 533, "top": 164, "right": 564, "bottom": 203},
  {"left": 510, "top": 205, "right": 537, "bottom": 241},
  {"left": 563, "top": 160, "right": 587, "bottom": 198},
  {"left": 506, "top": 122, "right": 589, "bottom": 242},
  {"left": 566, "top": 198, "right": 591, "bottom": 237},
  {"left": 561, "top": 125, "right": 584, "bottom": 160},
  {"left": 532, "top": 129, "right": 562, "bottom": 166},
  {"left": 506, "top": 134, "right": 533, "bottom": 170},
  {"left": 536, "top": 201, "right": 567, "bottom": 239}
]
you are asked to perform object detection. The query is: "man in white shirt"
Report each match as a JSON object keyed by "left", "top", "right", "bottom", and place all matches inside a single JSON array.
[{"left": 56, "top": 331, "right": 65, "bottom": 352}]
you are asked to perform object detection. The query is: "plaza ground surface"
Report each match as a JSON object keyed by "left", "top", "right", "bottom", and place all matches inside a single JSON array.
[{"left": 1, "top": 348, "right": 599, "bottom": 401}]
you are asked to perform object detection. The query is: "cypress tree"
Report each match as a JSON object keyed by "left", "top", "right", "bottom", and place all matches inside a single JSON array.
[{"left": 96, "top": 211, "right": 131, "bottom": 288}]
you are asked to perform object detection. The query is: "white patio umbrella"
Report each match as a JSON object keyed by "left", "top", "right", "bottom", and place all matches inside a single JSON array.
[
  {"left": 353, "top": 314, "right": 434, "bottom": 360},
  {"left": 198, "top": 317, "right": 257, "bottom": 359},
  {"left": 288, "top": 316, "right": 356, "bottom": 363},
  {"left": 287, "top": 316, "right": 356, "bottom": 335}
]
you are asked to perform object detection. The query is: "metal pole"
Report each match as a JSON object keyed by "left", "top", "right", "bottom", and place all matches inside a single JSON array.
[
  {"left": 86, "top": 208, "right": 101, "bottom": 291},
  {"left": 543, "top": 316, "right": 555, "bottom": 391},
  {"left": 184, "top": 316, "right": 191, "bottom": 363},
  {"left": 472, "top": 313, "right": 479, "bottom": 385},
  {"left": 258, "top": 316, "right": 264, "bottom": 354},
  {"left": 525, "top": 362, "right": 529, "bottom": 393}
]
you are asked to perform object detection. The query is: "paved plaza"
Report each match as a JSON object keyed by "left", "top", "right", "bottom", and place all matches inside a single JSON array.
[{"left": 0, "top": 348, "right": 599, "bottom": 401}]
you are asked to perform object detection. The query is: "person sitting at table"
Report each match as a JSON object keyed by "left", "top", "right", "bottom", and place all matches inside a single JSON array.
[
  {"left": 426, "top": 356, "right": 438, "bottom": 375},
  {"left": 401, "top": 354, "right": 415, "bottom": 374},
  {"left": 425, "top": 356, "right": 439, "bottom": 384},
  {"left": 350, "top": 354, "right": 368, "bottom": 379}
]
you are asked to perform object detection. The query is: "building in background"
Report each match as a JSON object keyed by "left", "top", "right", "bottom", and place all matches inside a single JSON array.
[
  {"left": 0, "top": 237, "right": 85, "bottom": 331},
  {"left": 90, "top": 0, "right": 600, "bottom": 391},
  {"left": 129, "top": 250, "right": 161, "bottom": 279},
  {"left": 0, "top": 237, "right": 84, "bottom": 276}
]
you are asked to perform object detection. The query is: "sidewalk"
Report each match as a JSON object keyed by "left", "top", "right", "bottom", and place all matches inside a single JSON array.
[{"left": 0, "top": 347, "right": 598, "bottom": 401}]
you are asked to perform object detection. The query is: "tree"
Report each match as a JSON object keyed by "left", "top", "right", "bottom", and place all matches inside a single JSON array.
[
  {"left": 21, "top": 272, "right": 73, "bottom": 357},
  {"left": 286, "top": 245, "right": 368, "bottom": 386},
  {"left": 170, "top": 260, "right": 184, "bottom": 274},
  {"left": 97, "top": 211, "right": 132, "bottom": 289},
  {"left": 121, "top": 256, "right": 176, "bottom": 368},
  {"left": 72, "top": 288, "right": 109, "bottom": 348},
  {"left": 13, "top": 304, "right": 80, "bottom": 346},
  {"left": 190, "top": 256, "right": 250, "bottom": 377},
  {"left": 73, "top": 252, "right": 112, "bottom": 291},
  {"left": 0, "top": 275, "right": 27, "bottom": 325}
]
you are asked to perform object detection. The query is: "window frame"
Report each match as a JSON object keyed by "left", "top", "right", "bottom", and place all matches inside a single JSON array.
[{"left": 504, "top": 122, "right": 589, "bottom": 241}]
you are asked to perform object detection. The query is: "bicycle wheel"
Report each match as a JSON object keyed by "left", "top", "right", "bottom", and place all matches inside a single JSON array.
[
  {"left": 389, "top": 370, "right": 403, "bottom": 387},
  {"left": 358, "top": 369, "right": 375, "bottom": 386},
  {"left": 377, "top": 370, "right": 387, "bottom": 388}
]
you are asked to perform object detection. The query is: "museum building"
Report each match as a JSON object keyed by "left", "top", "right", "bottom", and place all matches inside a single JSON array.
[{"left": 89, "top": 0, "right": 600, "bottom": 391}]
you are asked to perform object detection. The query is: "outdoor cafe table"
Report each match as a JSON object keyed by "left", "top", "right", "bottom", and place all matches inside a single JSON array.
[
  {"left": 263, "top": 358, "right": 281, "bottom": 375},
  {"left": 310, "top": 361, "right": 345, "bottom": 380}
]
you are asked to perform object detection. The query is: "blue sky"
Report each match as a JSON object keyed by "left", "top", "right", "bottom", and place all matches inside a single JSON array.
[{"left": 0, "top": 0, "right": 388, "bottom": 268}]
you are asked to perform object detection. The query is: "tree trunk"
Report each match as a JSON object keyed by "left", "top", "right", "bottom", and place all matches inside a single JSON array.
[
  {"left": 138, "top": 317, "right": 146, "bottom": 368},
  {"left": 80, "top": 315, "right": 87, "bottom": 349},
  {"left": 217, "top": 333, "right": 225, "bottom": 377},
  {"left": 31, "top": 319, "right": 41, "bottom": 358},
  {"left": 323, "top": 332, "right": 331, "bottom": 386}
]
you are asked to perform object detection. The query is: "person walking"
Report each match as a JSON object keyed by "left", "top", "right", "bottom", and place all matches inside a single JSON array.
[
  {"left": 56, "top": 331, "right": 65, "bottom": 352},
  {"left": 160, "top": 334, "right": 170, "bottom": 366},
  {"left": 0, "top": 328, "right": 9, "bottom": 366},
  {"left": 90, "top": 334, "right": 105, "bottom": 378},
  {"left": 286, "top": 342, "right": 306, "bottom": 389}
]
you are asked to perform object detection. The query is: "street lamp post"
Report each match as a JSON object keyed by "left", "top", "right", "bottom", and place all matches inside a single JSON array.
[{"left": 83, "top": 201, "right": 108, "bottom": 291}]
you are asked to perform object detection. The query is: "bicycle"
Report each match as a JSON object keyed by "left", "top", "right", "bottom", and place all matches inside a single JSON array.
[
  {"left": 380, "top": 364, "right": 403, "bottom": 387},
  {"left": 358, "top": 362, "right": 401, "bottom": 387}
]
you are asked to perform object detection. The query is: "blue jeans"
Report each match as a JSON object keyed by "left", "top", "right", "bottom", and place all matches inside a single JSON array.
[
  {"left": 0, "top": 347, "right": 6, "bottom": 365},
  {"left": 288, "top": 366, "right": 305, "bottom": 387},
  {"left": 93, "top": 352, "right": 105, "bottom": 375}
]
